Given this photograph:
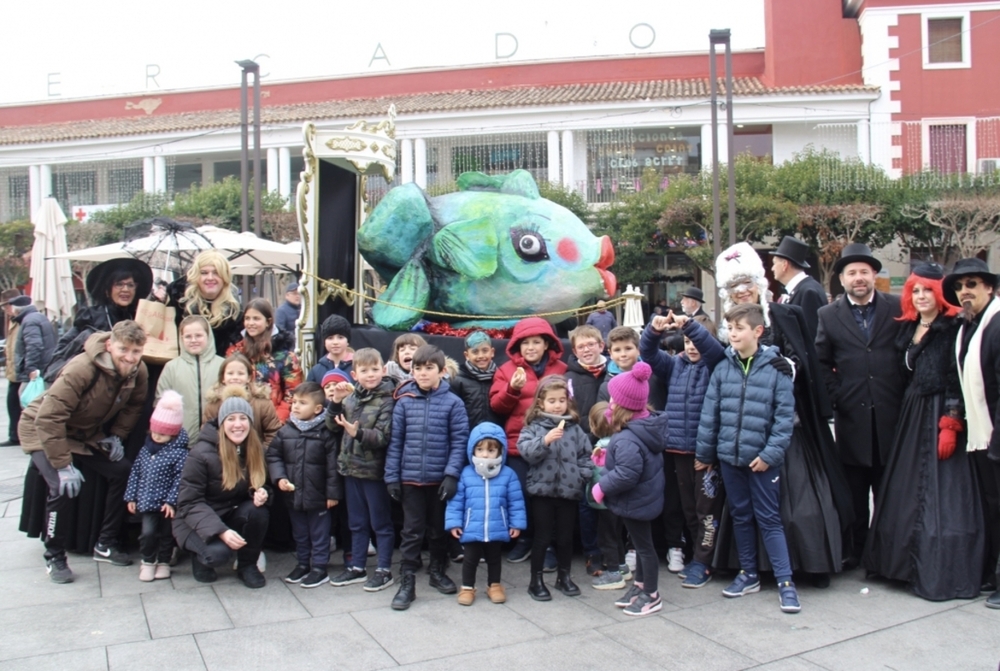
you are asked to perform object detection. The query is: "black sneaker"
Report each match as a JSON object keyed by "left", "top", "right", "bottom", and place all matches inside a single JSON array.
[
  {"left": 331, "top": 566, "right": 367, "bottom": 586},
  {"left": 363, "top": 568, "right": 395, "bottom": 592},
  {"left": 300, "top": 568, "right": 330, "bottom": 588},
  {"left": 284, "top": 565, "right": 310, "bottom": 584},
  {"left": 93, "top": 543, "right": 133, "bottom": 566},
  {"left": 46, "top": 555, "right": 74, "bottom": 584},
  {"left": 507, "top": 537, "right": 531, "bottom": 563}
]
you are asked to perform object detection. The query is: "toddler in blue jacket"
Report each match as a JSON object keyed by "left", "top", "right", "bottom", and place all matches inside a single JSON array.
[
  {"left": 696, "top": 304, "right": 800, "bottom": 613},
  {"left": 445, "top": 422, "right": 527, "bottom": 606}
]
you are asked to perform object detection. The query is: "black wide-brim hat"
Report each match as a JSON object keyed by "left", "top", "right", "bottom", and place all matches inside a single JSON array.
[
  {"left": 681, "top": 287, "right": 705, "bottom": 303},
  {"left": 943, "top": 258, "right": 998, "bottom": 307},
  {"left": 770, "top": 236, "right": 810, "bottom": 269},
  {"left": 85, "top": 258, "right": 154, "bottom": 302},
  {"left": 833, "top": 243, "right": 882, "bottom": 275}
]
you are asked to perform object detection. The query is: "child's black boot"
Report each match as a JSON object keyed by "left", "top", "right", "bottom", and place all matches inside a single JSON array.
[
  {"left": 529, "top": 572, "right": 552, "bottom": 601},
  {"left": 554, "top": 568, "right": 581, "bottom": 596},
  {"left": 428, "top": 560, "right": 457, "bottom": 594},
  {"left": 391, "top": 573, "right": 416, "bottom": 610}
]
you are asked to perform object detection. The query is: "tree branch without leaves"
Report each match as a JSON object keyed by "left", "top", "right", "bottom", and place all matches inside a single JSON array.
[{"left": 905, "top": 197, "right": 1000, "bottom": 262}]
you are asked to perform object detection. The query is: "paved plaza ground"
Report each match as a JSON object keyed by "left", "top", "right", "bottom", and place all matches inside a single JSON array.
[{"left": 0, "top": 381, "right": 998, "bottom": 670}]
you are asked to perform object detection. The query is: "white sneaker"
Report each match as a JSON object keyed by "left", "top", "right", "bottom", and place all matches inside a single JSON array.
[
  {"left": 667, "top": 548, "right": 685, "bottom": 573},
  {"left": 367, "top": 541, "right": 376, "bottom": 557},
  {"left": 625, "top": 550, "right": 637, "bottom": 572}
]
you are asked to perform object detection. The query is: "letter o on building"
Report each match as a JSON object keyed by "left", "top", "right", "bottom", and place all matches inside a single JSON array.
[{"left": 629, "top": 23, "right": 655, "bottom": 50}]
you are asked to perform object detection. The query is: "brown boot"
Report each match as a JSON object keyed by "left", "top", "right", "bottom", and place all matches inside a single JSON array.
[
  {"left": 457, "top": 587, "right": 476, "bottom": 606},
  {"left": 487, "top": 583, "right": 507, "bottom": 603}
]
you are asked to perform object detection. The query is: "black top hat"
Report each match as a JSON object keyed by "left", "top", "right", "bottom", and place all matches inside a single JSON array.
[
  {"left": 833, "top": 243, "right": 882, "bottom": 275},
  {"left": 770, "top": 236, "right": 810, "bottom": 269},
  {"left": 85, "top": 258, "right": 153, "bottom": 304},
  {"left": 681, "top": 287, "right": 705, "bottom": 303},
  {"left": 943, "top": 258, "right": 998, "bottom": 307}
]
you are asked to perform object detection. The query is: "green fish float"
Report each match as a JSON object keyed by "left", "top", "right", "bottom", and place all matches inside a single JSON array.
[{"left": 358, "top": 170, "right": 616, "bottom": 330}]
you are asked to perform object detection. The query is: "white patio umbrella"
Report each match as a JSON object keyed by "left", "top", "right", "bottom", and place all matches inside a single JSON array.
[{"left": 30, "top": 197, "right": 77, "bottom": 322}]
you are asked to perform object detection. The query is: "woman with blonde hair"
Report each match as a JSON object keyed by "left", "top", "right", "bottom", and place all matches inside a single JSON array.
[
  {"left": 169, "top": 250, "right": 244, "bottom": 355},
  {"left": 173, "top": 386, "right": 271, "bottom": 588}
]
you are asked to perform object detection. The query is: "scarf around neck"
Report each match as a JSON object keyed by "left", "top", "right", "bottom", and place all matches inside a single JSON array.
[{"left": 956, "top": 297, "right": 1000, "bottom": 451}]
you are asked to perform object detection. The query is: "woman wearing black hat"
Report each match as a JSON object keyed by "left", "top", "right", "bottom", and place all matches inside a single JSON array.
[
  {"left": 863, "top": 264, "right": 984, "bottom": 601},
  {"left": 45, "top": 258, "right": 154, "bottom": 381}
]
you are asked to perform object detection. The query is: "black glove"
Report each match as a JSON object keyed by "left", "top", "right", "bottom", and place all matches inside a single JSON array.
[
  {"left": 386, "top": 482, "right": 402, "bottom": 502},
  {"left": 770, "top": 357, "right": 793, "bottom": 378},
  {"left": 438, "top": 475, "right": 458, "bottom": 501}
]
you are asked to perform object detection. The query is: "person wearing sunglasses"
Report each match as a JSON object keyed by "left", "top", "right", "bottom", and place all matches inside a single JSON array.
[
  {"left": 815, "top": 243, "right": 906, "bottom": 573},
  {"left": 943, "top": 257, "right": 1000, "bottom": 609}
]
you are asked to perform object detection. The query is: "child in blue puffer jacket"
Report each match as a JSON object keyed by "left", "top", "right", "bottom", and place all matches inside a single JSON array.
[
  {"left": 445, "top": 422, "right": 527, "bottom": 606},
  {"left": 641, "top": 312, "right": 726, "bottom": 589}
]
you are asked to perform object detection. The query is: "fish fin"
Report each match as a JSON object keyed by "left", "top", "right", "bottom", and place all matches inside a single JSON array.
[
  {"left": 456, "top": 172, "right": 505, "bottom": 192},
  {"left": 371, "top": 259, "right": 430, "bottom": 331},
  {"left": 500, "top": 170, "right": 540, "bottom": 199},
  {"left": 358, "top": 183, "right": 434, "bottom": 274},
  {"left": 429, "top": 218, "right": 498, "bottom": 279}
]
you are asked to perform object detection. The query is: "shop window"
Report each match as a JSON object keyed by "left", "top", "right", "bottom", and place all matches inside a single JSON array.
[
  {"left": 586, "top": 127, "right": 701, "bottom": 203},
  {"left": 734, "top": 125, "right": 773, "bottom": 163}
]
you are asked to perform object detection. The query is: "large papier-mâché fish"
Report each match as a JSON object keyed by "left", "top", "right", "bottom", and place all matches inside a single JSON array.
[{"left": 358, "top": 170, "right": 616, "bottom": 330}]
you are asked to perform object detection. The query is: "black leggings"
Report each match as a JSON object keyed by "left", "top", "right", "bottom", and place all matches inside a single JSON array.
[
  {"left": 182, "top": 500, "right": 269, "bottom": 568},
  {"left": 530, "top": 496, "right": 577, "bottom": 574},
  {"left": 623, "top": 517, "right": 659, "bottom": 594},
  {"left": 461, "top": 541, "right": 503, "bottom": 587}
]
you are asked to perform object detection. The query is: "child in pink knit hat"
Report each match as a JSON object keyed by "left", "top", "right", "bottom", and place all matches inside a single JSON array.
[{"left": 124, "top": 390, "right": 190, "bottom": 582}]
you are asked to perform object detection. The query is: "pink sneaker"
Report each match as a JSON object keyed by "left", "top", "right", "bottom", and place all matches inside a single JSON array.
[
  {"left": 154, "top": 563, "right": 171, "bottom": 580},
  {"left": 139, "top": 561, "right": 156, "bottom": 582}
]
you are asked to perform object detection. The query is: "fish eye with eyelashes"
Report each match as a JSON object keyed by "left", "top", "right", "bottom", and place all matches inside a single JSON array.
[{"left": 510, "top": 225, "right": 549, "bottom": 262}]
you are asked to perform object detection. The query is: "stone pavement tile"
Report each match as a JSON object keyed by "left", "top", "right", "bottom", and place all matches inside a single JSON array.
[
  {"left": 141, "top": 586, "right": 233, "bottom": 639},
  {"left": 662, "top": 587, "right": 875, "bottom": 665},
  {"left": 97, "top": 561, "right": 176, "bottom": 598},
  {"left": 4, "top": 497, "right": 20, "bottom": 518},
  {"left": 395, "top": 629, "right": 669, "bottom": 671},
  {"left": 212, "top": 579, "right": 311, "bottom": 628},
  {"left": 0, "top": 647, "right": 108, "bottom": 671},
  {"left": 501, "top": 588, "right": 622, "bottom": 635},
  {"left": 598, "top": 617, "right": 756, "bottom": 671},
  {"left": 291, "top": 571, "right": 449, "bottom": 617},
  {"left": 955, "top": 597, "right": 996, "bottom": 621},
  {"left": 196, "top": 614, "right": 395, "bottom": 671},
  {"left": 352, "top": 593, "right": 548, "bottom": 665},
  {"left": 740, "top": 658, "right": 830, "bottom": 670},
  {"left": 801, "top": 608, "right": 1000, "bottom": 671},
  {"left": 659, "top": 572, "right": 737, "bottom": 609},
  {"left": 0, "top": 516, "right": 24, "bottom": 541},
  {"left": 0, "top": 502, "right": 6, "bottom": 517},
  {"left": 804, "top": 571, "right": 961, "bottom": 629},
  {"left": 0, "top": 594, "right": 148, "bottom": 661},
  {"left": 107, "top": 635, "right": 206, "bottom": 671},
  {"left": 0, "top": 536, "right": 54, "bottom": 571},
  {"left": 0, "top": 565, "right": 101, "bottom": 611}
]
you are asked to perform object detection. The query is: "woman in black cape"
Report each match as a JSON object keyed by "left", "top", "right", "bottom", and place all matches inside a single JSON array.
[{"left": 863, "top": 263, "right": 983, "bottom": 600}]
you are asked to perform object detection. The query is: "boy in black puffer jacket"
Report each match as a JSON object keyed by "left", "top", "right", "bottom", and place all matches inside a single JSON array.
[
  {"left": 266, "top": 382, "right": 342, "bottom": 589},
  {"left": 448, "top": 331, "right": 501, "bottom": 430}
]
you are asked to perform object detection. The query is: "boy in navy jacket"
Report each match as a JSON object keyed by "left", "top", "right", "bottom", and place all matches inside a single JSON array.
[
  {"left": 696, "top": 304, "right": 800, "bottom": 613},
  {"left": 385, "top": 345, "right": 470, "bottom": 611},
  {"left": 642, "top": 312, "right": 725, "bottom": 588}
]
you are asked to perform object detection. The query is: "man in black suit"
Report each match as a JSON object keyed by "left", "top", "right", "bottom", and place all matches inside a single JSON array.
[
  {"left": 943, "top": 258, "right": 1000, "bottom": 606},
  {"left": 679, "top": 287, "right": 709, "bottom": 319},
  {"left": 771, "top": 236, "right": 827, "bottom": 343},
  {"left": 815, "top": 243, "right": 905, "bottom": 568}
]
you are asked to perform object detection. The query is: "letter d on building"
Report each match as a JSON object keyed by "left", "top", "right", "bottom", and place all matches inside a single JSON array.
[{"left": 496, "top": 33, "right": 518, "bottom": 59}]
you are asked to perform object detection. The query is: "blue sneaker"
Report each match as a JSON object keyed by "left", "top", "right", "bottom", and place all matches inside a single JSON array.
[
  {"left": 722, "top": 571, "right": 761, "bottom": 598},
  {"left": 681, "top": 562, "right": 712, "bottom": 589},
  {"left": 778, "top": 580, "right": 801, "bottom": 613},
  {"left": 543, "top": 547, "right": 558, "bottom": 573}
]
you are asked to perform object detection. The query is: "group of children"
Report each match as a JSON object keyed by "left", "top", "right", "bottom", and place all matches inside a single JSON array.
[{"left": 123, "top": 299, "right": 804, "bottom": 615}]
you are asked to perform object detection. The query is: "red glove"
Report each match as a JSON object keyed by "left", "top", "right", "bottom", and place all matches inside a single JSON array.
[{"left": 938, "top": 416, "right": 963, "bottom": 460}]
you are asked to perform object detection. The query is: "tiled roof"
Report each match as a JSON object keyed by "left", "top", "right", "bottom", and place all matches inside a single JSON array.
[{"left": 0, "top": 77, "right": 877, "bottom": 146}]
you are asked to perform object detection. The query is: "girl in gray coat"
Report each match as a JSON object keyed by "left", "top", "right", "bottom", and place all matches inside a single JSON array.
[{"left": 517, "top": 375, "right": 592, "bottom": 601}]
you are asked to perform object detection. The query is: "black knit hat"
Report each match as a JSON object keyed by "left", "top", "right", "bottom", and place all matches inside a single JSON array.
[{"left": 320, "top": 314, "right": 352, "bottom": 340}]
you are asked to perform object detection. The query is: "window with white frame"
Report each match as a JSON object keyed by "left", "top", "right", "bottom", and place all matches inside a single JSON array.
[{"left": 922, "top": 12, "right": 971, "bottom": 69}]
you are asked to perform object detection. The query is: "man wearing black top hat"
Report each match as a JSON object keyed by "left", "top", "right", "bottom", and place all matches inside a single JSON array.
[
  {"left": 943, "top": 258, "right": 1000, "bottom": 607},
  {"left": 815, "top": 243, "right": 905, "bottom": 568},
  {"left": 771, "top": 236, "right": 827, "bottom": 343}
]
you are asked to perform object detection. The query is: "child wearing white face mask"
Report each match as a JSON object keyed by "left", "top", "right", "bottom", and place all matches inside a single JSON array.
[{"left": 445, "top": 423, "right": 527, "bottom": 606}]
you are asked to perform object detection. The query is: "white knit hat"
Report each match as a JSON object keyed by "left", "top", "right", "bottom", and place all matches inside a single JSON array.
[{"left": 715, "top": 242, "right": 771, "bottom": 329}]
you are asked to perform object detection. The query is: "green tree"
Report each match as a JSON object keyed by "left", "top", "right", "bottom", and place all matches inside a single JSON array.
[{"left": 0, "top": 219, "right": 33, "bottom": 291}]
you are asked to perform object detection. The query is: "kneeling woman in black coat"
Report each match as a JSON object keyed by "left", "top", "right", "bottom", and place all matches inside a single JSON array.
[{"left": 173, "top": 390, "right": 270, "bottom": 588}]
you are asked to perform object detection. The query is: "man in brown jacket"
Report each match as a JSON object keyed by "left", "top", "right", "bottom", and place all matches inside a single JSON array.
[
  {"left": 1, "top": 289, "right": 22, "bottom": 446},
  {"left": 19, "top": 320, "right": 148, "bottom": 583}
]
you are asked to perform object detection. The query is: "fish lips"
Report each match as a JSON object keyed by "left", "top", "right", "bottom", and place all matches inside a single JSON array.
[{"left": 595, "top": 236, "right": 616, "bottom": 296}]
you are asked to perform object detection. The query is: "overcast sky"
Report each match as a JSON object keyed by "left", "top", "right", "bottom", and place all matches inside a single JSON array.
[{"left": 0, "top": 0, "right": 764, "bottom": 104}]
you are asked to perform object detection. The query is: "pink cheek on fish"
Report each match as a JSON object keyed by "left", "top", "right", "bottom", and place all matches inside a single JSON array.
[{"left": 557, "top": 238, "right": 579, "bottom": 264}]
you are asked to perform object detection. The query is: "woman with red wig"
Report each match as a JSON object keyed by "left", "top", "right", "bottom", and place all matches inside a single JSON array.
[{"left": 863, "top": 262, "right": 984, "bottom": 601}]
